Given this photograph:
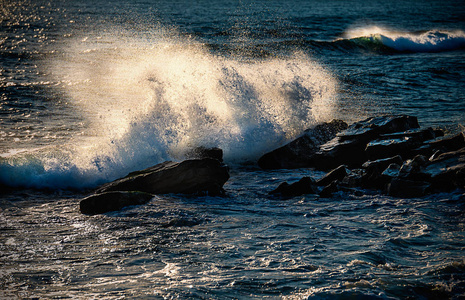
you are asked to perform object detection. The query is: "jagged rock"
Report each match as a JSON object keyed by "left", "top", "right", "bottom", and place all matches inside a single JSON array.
[
  {"left": 361, "top": 155, "right": 403, "bottom": 188},
  {"left": 269, "top": 177, "right": 317, "bottom": 198},
  {"left": 399, "top": 155, "right": 428, "bottom": 179},
  {"left": 420, "top": 147, "right": 465, "bottom": 191},
  {"left": 186, "top": 147, "right": 223, "bottom": 162},
  {"left": 309, "top": 115, "right": 420, "bottom": 170},
  {"left": 319, "top": 180, "right": 340, "bottom": 197},
  {"left": 341, "top": 168, "right": 364, "bottom": 188},
  {"left": 96, "top": 158, "right": 230, "bottom": 196},
  {"left": 336, "top": 115, "right": 420, "bottom": 142},
  {"left": 258, "top": 119, "right": 348, "bottom": 169},
  {"left": 316, "top": 165, "right": 348, "bottom": 186},
  {"left": 381, "top": 163, "right": 401, "bottom": 179},
  {"left": 365, "top": 128, "right": 438, "bottom": 160},
  {"left": 80, "top": 191, "right": 154, "bottom": 215},
  {"left": 415, "top": 132, "right": 465, "bottom": 157},
  {"left": 387, "top": 178, "right": 431, "bottom": 198}
]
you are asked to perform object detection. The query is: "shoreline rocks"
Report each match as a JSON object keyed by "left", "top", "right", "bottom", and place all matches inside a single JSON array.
[
  {"left": 266, "top": 115, "right": 465, "bottom": 199},
  {"left": 258, "top": 119, "right": 348, "bottom": 169},
  {"left": 79, "top": 115, "right": 464, "bottom": 214}
]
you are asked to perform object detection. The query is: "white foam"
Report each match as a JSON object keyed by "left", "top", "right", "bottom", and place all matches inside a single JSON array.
[
  {"left": 343, "top": 26, "right": 465, "bottom": 52},
  {"left": 0, "top": 28, "right": 337, "bottom": 190}
]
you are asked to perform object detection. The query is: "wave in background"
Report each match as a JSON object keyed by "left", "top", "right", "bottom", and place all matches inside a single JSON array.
[
  {"left": 0, "top": 29, "right": 337, "bottom": 190},
  {"left": 341, "top": 26, "right": 465, "bottom": 52}
]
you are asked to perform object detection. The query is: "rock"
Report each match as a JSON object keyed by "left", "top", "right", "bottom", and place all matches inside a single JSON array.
[
  {"left": 258, "top": 119, "right": 348, "bottom": 169},
  {"left": 337, "top": 115, "right": 420, "bottom": 142},
  {"left": 415, "top": 132, "right": 465, "bottom": 157},
  {"left": 387, "top": 178, "right": 431, "bottom": 198},
  {"left": 316, "top": 165, "right": 348, "bottom": 186},
  {"left": 186, "top": 147, "right": 223, "bottom": 162},
  {"left": 310, "top": 137, "right": 368, "bottom": 170},
  {"left": 361, "top": 155, "right": 403, "bottom": 188},
  {"left": 319, "top": 180, "right": 340, "bottom": 197},
  {"left": 96, "top": 158, "right": 230, "bottom": 196},
  {"left": 80, "top": 191, "right": 154, "bottom": 215},
  {"left": 365, "top": 128, "right": 437, "bottom": 161},
  {"left": 341, "top": 168, "right": 364, "bottom": 188},
  {"left": 269, "top": 177, "right": 317, "bottom": 198},
  {"left": 309, "top": 115, "right": 420, "bottom": 170},
  {"left": 399, "top": 155, "right": 428, "bottom": 179},
  {"left": 420, "top": 147, "right": 465, "bottom": 191},
  {"left": 381, "top": 163, "right": 401, "bottom": 179}
]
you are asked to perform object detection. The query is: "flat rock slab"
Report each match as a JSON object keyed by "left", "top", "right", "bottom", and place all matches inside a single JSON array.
[{"left": 96, "top": 158, "right": 230, "bottom": 196}]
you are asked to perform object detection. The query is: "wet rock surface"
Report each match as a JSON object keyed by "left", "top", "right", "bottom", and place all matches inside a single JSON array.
[
  {"left": 258, "top": 119, "right": 348, "bottom": 169},
  {"left": 80, "top": 158, "right": 230, "bottom": 214},
  {"left": 266, "top": 115, "right": 465, "bottom": 199}
]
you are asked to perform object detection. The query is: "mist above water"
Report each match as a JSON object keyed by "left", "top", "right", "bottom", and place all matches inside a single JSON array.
[{"left": 1, "top": 29, "right": 337, "bottom": 189}]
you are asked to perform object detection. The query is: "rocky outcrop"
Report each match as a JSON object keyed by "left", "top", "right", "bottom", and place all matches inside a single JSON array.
[
  {"left": 266, "top": 115, "right": 464, "bottom": 199},
  {"left": 258, "top": 119, "right": 348, "bottom": 169},
  {"left": 309, "top": 115, "right": 423, "bottom": 170},
  {"left": 96, "top": 158, "right": 229, "bottom": 196},
  {"left": 80, "top": 158, "right": 230, "bottom": 214}
]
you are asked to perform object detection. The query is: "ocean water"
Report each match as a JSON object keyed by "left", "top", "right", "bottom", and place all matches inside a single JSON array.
[{"left": 1, "top": 0, "right": 464, "bottom": 298}]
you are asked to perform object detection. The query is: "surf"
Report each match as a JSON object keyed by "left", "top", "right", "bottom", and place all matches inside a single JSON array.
[
  {"left": 0, "top": 28, "right": 337, "bottom": 190},
  {"left": 340, "top": 26, "right": 465, "bottom": 53}
]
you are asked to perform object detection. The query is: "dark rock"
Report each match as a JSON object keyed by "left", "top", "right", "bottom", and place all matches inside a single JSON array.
[
  {"left": 258, "top": 119, "right": 348, "bottom": 169},
  {"left": 378, "top": 127, "right": 437, "bottom": 142},
  {"left": 310, "top": 137, "right": 368, "bottom": 170},
  {"left": 96, "top": 158, "right": 230, "bottom": 196},
  {"left": 270, "top": 177, "right": 317, "bottom": 198},
  {"left": 361, "top": 155, "right": 403, "bottom": 188},
  {"left": 186, "top": 147, "right": 223, "bottom": 162},
  {"left": 387, "top": 178, "right": 431, "bottom": 198},
  {"left": 362, "top": 155, "right": 403, "bottom": 172},
  {"left": 415, "top": 132, "right": 465, "bottom": 157},
  {"left": 341, "top": 168, "right": 364, "bottom": 187},
  {"left": 80, "top": 191, "right": 154, "bottom": 215},
  {"left": 316, "top": 165, "right": 348, "bottom": 186},
  {"left": 309, "top": 115, "right": 420, "bottom": 170},
  {"left": 420, "top": 147, "right": 465, "bottom": 191},
  {"left": 319, "top": 180, "right": 340, "bottom": 197},
  {"left": 381, "top": 163, "right": 401, "bottom": 179},
  {"left": 337, "top": 115, "right": 420, "bottom": 142},
  {"left": 365, "top": 128, "right": 437, "bottom": 160},
  {"left": 399, "top": 155, "right": 428, "bottom": 178},
  {"left": 365, "top": 137, "right": 415, "bottom": 160}
]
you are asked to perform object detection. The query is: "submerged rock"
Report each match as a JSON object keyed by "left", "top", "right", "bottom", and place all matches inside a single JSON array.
[
  {"left": 80, "top": 191, "right": 154, "bottom": 215},
  {"left": 96, "top": 158, "right": 230, "bottom": 196},
  {"left": 269, "top": 177, "right": 317, "bottom": 198},
  {"left": 258, "top": 119, "right": 348, "bottom": 169}
]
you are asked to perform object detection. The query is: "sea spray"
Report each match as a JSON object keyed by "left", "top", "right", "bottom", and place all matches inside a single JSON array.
[{"left": 1, "top": 29, "right": 337, "bottom": 190}]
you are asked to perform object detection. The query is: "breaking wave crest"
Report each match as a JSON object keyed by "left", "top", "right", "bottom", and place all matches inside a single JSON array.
[
  {"left": 0, "top": 29, "right": 337, "bottom": 190},
  {"left": 341, "top": 26, "right": 465, "bottom": 52}
]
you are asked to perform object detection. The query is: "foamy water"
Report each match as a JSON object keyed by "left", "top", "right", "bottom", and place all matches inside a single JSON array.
[{"left": 1, "top": 30, "right": 337, "bottom": 189}]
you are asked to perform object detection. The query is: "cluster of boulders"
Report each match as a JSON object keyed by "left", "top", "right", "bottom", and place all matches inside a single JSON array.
[
  {"left": 80, "top": 115, "right": 464, "bottom": 215},
  {"left": 265, "top": 115, "right": 465, "bottom": 199}
]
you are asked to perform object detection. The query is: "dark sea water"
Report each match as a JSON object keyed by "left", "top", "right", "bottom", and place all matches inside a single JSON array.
[{"left": 1, "top": 0, "right": 465, "bottom": 298}]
